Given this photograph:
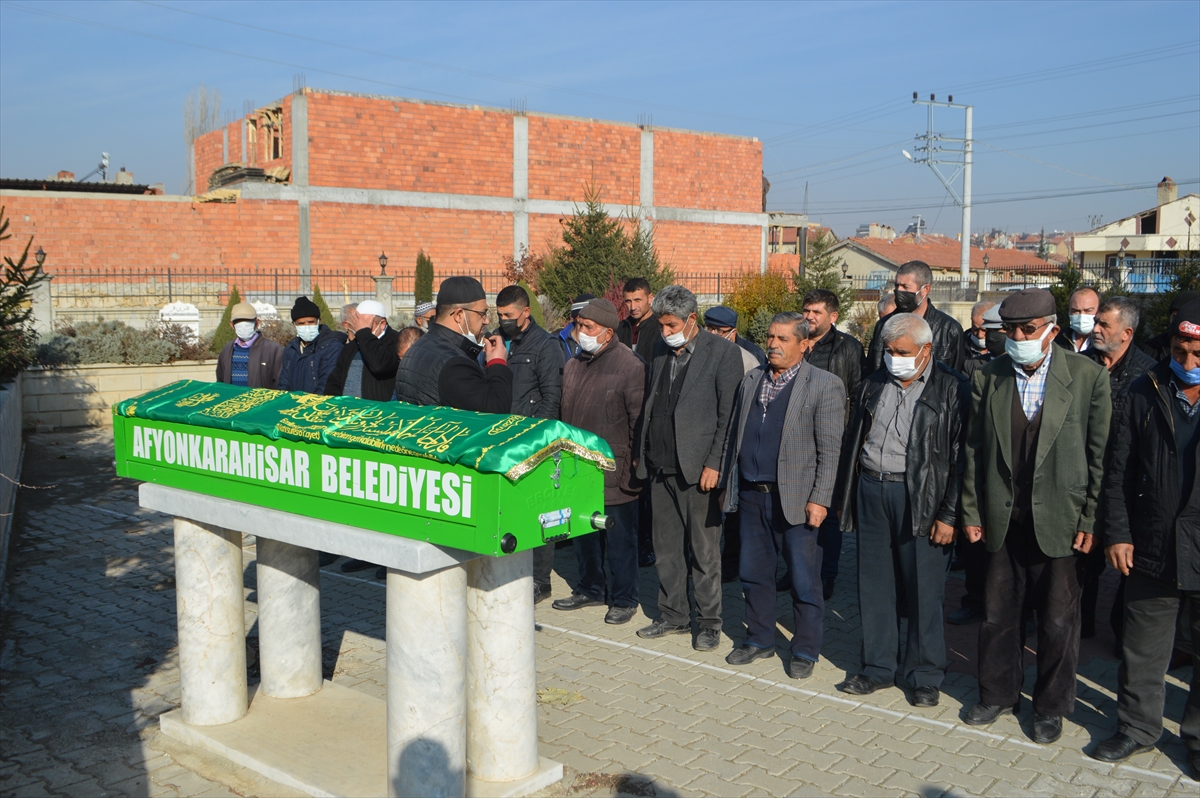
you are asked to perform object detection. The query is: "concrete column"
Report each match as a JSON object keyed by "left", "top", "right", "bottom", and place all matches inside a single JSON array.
[
  {"left": 387, "top": 565, "right": 467, "bottom": 798},
  {"left": 30, "top": 276, "right": 53, "bottom": 337},
  {"left": 512, "top": 115, "right": 529, "bottom": 259},
  {"left": 373, "top": 275, "right": 395, "bottom": 316},
  {"left": 293, "top": 92, "right": 311, "bottom": 295},
  {"left": 298, "top": 201, "right": 311, "bottom": 296},
  {"left": 466, "top": 551, "right": 538, "bottom": 783},
  {"left": 174, "top": 517, "right": 247, "bottom": 726},
  {"left": 639, "top": 128, "right": 654, "bottom": 237},
  {"left": 760, "top": 226, "right": 769, "bottom": 274},
  {"left": 256, "top": 537, "right": 322, "bottom": 699}
]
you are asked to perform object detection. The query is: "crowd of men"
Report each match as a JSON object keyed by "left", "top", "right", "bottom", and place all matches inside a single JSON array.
[{"left": 212, "top": 263, "right": 1199, "bottom": 776}]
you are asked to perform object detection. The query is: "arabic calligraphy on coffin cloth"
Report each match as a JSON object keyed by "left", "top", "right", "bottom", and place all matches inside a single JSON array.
[{"left": 115, "top": 380, "right": 615, "bottom": 481}]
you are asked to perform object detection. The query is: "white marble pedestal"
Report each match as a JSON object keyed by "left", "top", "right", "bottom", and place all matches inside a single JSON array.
[{"left": 144, "top": 484, "right": 562, "bottom": 798}]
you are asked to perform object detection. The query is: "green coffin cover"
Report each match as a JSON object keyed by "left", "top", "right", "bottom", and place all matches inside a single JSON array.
[{"left": 114, "top": 380, "right": 614, "bottom": 482}]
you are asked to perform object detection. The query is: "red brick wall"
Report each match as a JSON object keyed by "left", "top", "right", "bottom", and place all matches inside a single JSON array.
[
  {"left": 307, "top": 202, "right": 511, "bottom": 284},
  {"left": 226, "top": 120, "right": 242, "bottom": 165},
  {"left": 767, "top": 253, "right": 800, "bottom": 272},
  {"left": 653, "top": 130, "right": 761, "bottom": 213},
  {"left": 193, "top": 130, "right": 224, "bottom": 194},
  {"left": 0, "top": 195, "right": 299, "bottom": 289},
  {"left": 654, "top": 220, "right": 762, "bottom": 274},
  {"left": 306, "top": 93, "right": 513, "bottom": 196},
  {"left": 527, "top": 118, "right": 640, "bottom": 205}
]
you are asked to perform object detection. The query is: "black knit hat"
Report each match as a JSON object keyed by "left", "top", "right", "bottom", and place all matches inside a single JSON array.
[
  {"left": 291, "top": 296, "right": 320, "bottom": 322},
  {"left": 437, "top": 276, "right": 487, "bottom": 306}
]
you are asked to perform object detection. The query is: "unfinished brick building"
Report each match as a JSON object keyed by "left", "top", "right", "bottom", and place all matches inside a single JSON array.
[{"left": 1, "top": 87, "right": 779, "bottom": 327}]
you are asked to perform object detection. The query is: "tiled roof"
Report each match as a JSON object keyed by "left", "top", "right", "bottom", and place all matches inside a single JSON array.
[{"left": 839, "top": 235, "right": 1058, "bottom": 273}]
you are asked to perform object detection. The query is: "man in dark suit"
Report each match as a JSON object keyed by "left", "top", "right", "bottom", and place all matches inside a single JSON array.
[
  {"left": 961, "top": 288, "right": 1111, "bottom": 745},
  {"left": 720, "top": 312, "right": 845, "bottom": 678},
  {"left": 1091, "top": 300, "right": 1200, "bottom": 776},
  {"left": 836, "top": 313, "right": 967, "bottom": 705},
  {"left": 866, "top": 260, "right": 965, "bottom": 374},
  {"left": 634, "top": 285, "right": 744, "bottom": 651}
]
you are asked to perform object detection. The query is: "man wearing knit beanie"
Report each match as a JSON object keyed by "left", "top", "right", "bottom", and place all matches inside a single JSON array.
[
  {"left": 553, "top": 298, "right": 648, "bottom": 624},
  {"left": 277, "top": 295, "right": 345, "bottom": 394}
]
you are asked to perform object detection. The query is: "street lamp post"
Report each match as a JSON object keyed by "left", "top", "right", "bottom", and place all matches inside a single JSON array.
[{"left": 378, "top": 252, "right": 388, "bottom": 276}]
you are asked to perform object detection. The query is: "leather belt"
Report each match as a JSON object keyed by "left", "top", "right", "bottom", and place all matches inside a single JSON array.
[
  {"left": 861, "top": 467, "right": 905, "bottom": 483},
  {"left": 741, "top": 480, "right": 778, "bottom": 493}
]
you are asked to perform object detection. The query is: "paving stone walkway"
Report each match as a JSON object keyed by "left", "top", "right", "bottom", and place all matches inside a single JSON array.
[{"left": 1, "top": 429, "right": 1197, "bottom": 797}]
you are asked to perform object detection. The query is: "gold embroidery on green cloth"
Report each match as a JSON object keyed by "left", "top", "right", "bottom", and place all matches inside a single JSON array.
[
  {"left": 199, "top": 389, "right": 277, "bottom": 419},
  {"left": 176, "top": 392, "right": 220, "bottom": 407}
]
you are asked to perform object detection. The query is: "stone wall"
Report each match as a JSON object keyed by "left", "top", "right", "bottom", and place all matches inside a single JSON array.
[{"left": 21, "top": 361, "right": 217, "bottom": 430}]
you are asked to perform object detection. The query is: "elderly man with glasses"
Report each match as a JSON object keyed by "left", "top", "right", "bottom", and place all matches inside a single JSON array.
[{"left": 961, "top": 288, "right": 1111, "bottom": 745}]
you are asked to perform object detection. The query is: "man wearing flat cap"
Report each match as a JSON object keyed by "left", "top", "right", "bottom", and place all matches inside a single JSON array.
[
  {"left": 395, "top": 276, "right": 511, "bottom": 412},
  {"left": 1091, "top": 299, "right": 1200, "bottom": 776},
  {"left": 553, "top": 298, "right": 648, "bottom": 625},
  {"left": 216, "top": 301, "right": 283, "bottom": 389},
  {"left": 961, "top": 287, "right": 1111, "bottom": 745}
]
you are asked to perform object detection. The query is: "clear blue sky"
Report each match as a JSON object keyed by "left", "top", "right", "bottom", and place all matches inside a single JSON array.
[{"left": 1, "top": 0, "right": 1197, "bottom": 238}]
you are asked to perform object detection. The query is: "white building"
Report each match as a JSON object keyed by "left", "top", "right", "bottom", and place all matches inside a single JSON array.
[{"left": 1074, "top": 178, "right": 1198, "bottom": 271}]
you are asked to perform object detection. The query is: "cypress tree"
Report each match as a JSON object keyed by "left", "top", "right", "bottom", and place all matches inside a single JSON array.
[
  {"left": 311, "top": 285, "right": 338, "bottom": 329},
  {"left": 209, "top": 285, "right": 241, "bottom": 353},
  {"left": 415, "top": 250, "right": 434, "bottom": 304}
]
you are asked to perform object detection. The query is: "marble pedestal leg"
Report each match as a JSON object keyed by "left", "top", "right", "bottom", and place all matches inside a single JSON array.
[
  {"left": 466, "top": 551, "right": 539, "bottom": 783},
  {"left": 174, "top": 517, "right": 247, "bottom": 726},
  {"left": 386, "top": 564, "right": 467, "bottom": 798},
  {"left": 256, "top": 538, "right": 322, "bottom": 699}
]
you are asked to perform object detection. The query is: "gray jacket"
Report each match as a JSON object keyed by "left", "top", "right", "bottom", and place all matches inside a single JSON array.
[
  {"left": 722, "top": 360, "right": 846, "bottom": 527},
  {"left": 507, "top": 319, "right": 562, "bottom": 419},
  {"left": 635, "top": 331, "right": 744, "bottom": 485}
]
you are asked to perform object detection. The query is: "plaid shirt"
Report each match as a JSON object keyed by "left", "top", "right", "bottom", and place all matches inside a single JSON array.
[
  {"left": 1012, "top": 344, "right": 1052, "bottom": 420},
  {"left": 759, "top": 361, "right": 802, "bottom": 408},
  {"left": 1170, "top": 376, "right": 1200, "bottom": 419}
]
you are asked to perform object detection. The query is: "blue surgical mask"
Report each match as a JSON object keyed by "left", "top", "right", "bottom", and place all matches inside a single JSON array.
[
  {"left": 1169, "top": 357, "right": 1200, "bottom": 386},
  {"left": 1005, "top": 323, "right": 1053, "bottom": 366}
]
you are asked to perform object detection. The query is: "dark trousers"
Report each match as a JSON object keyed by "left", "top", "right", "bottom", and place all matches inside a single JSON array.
[
  {"left": 637, "top": 492, "right": 654, "bottom": 559},
  {"left": 856, "top": 474, "right": 951, "bottom": 688},
  {"left": 1117, "top": 572, "right": 1200, "bottom": 751},
  {"left": 651, "top": 473, "right": 723, "bottom": 630},
  {"left": 978, "top": 521, "right": 1085, "bottom": 717},
  {"left": 738, "top": 487, "right": 823, "bottom": 660},
  {"left": 533, "top": 543, "right": 555, "bottom": 589},
  {"left": 960, "top": 538, "right": 988, "bottom": 610},
  {"left": 721, "top": 511, "right": 741, "bottom": 572},
  {"left": 818, "top": 516, "right": 842, "bottom": 582},
  {"left": 571, "top": 501, "right": 639, "bottom": 608}
]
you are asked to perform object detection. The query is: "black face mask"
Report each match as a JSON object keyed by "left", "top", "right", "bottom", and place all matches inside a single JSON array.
[
  {"left": 498, "top": 318, "right": 522, "bottom": 339},
  {"left": 894, "top": 289, "right": 921, "bottom": 314},
  {"left": 985, "top": 329, "right": 1007, "bottom": 356}
]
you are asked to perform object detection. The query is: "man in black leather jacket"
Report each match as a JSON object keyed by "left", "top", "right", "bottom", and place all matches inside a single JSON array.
[
  {"left": 835, "top": 313, "right": 968, "bottom": 706},
  {"left": 802, "top": 289, "right": 864, "bottom": 598},
  {"left": 865, "top": 260, "right": 965, "bottom": 374}
]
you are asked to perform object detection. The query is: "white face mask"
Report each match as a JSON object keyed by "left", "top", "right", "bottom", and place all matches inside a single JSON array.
[
  {"left": 884, "top": 349, "right": 927, "bottom": 381},
  {"left": 578, "top": 330, "right": 607, "bottom": 354},
  {"left": 1069, "top": 313, "right": 1095, "bottom": 336},
  {"left": 662, "top": 318, "right": 694, "bottom": 349},
  {"left": 1006, "top": 322, "right": 1054, "bottom": 366},
  {"left": 234, "top": 321, "right": 257, "bottom": 341},
  {"left": 296, "top": 324, "right": 319, "bottom": 342},
  {"left": 458, "top": 314, "right": 480, "bottom": 345}
]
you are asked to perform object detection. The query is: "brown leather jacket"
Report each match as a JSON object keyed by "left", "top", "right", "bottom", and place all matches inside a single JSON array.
[{"left": 561, "top": 340, "right": 647, "bottom": 505}]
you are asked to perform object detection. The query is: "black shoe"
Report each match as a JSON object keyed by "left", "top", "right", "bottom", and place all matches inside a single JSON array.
[
  {"left": 964, "top": 699, "right": 1020, "bottom": 726},
  {"left": 838, "top": 674, "right": 893, "bottom": 696},
  {"left": 948, "top": 605, "right": 985, "bottom": 625},
  {"left": 604, "top": 606, "right": 636, "bottom": 625},
  {"left": 552, "top": 593, "right": 604, "bottom": 611},
  {"left": 340, "top": 558, "right": 374, "bottom": 573},
  {"left": 725, "top": 644, "right": 774, "bottom": 666},
  {"left": 318, "top": 551, "right": 340, "bottom": 567},
  {"left": 913, "top": 686, "right": 940, "bottom": 707},
  {"left": 375, "top": 566, "right": 387, "bottom": 580},
  {"left": 533, "top": 583, "right": 552, "bottom": 605},
  {"left": 1031, "top": 714, "right": 1062, "bottom": 745},
  {"left": 694, "top": 628, "right": 721, "bottom": 651},
  {"left": 1089, "top": 732, "right": 1156, "bottom": 763},
  {"left": 638, "top": 550, "right": 656, "bottom": 568},
  {"left": 822, "top": 578, "right": 835, "bottom": 600},
  {"left": 636, "top": 619, "right": 690, "bottom": 639},
  {"left": 787, "top": 657, "right": 815, "bottom": 679}
]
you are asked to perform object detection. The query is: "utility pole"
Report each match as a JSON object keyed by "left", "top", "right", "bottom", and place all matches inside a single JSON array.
[{"left": 905, "top": 93, "right": 973, "bottom": 288}]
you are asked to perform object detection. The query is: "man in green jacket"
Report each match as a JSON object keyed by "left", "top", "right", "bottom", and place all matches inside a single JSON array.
[{"left": 961, "top": 288, "right": 1111, "bottom": 745}]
